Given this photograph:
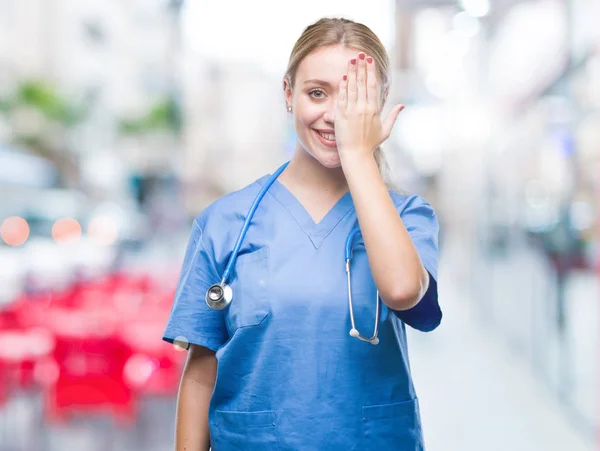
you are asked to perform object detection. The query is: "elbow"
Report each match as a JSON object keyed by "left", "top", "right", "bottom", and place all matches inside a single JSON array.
[
  {"left": 384, "top": 270, "right": 430, "bottom": 311},
  {"left": 390, "top": 271, "right": 442, "bottom": 333},
  {"left": 383, "top": 284, "right": 424, "bottom": 311},
  {"left": 385, "top": 291, "right": 421, "bottom": 311}
]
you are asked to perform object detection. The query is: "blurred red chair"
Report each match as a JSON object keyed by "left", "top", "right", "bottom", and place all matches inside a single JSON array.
[
  {"left": 0, "top": 327, "right": 55, "bottom": 393},
  {"left": 43, "top": 309, "right": 136, "bottom": 426}
]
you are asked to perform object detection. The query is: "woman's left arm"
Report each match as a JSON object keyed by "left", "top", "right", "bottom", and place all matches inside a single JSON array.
[
  {"left": 342, "top": 154, "right": 429, "bottom": 311},
  {"left": 336, "top": 52, "right": 428, "bottom": 311}
]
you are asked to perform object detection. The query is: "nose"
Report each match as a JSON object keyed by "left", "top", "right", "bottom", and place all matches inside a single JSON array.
[{"left": 323, "top": 98, "right": 337, "bottom": 125}]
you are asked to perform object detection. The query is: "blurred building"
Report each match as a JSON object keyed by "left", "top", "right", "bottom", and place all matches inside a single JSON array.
[
  {"left": 180, "top": 59, "right": 289, "bottom": 211},
  {"left": 389, "top": 0, "right": 600, "bottom": 439}
]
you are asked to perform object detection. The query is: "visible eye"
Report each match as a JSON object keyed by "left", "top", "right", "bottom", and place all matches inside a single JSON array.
[{"left": 308, "top": 89, "right": 325, "bottom": 99}]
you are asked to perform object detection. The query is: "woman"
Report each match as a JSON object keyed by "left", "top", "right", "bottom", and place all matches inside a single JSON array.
[{"left": 163, "top": 17, "right": 442, "bottom": 451}]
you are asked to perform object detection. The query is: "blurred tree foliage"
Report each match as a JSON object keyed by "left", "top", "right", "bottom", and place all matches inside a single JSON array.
[
  {"left": 118, "top": 95, "right": 181, "bottom": 135},
  {"left": 0, "top": 98, "right": 9, "bottom": 114},
  {"left": 16, "top": 81, "right": 87, "bottom": 125},
  {"left": 0, "top": 80, "right": 181, "bottom": 187},
  {"left": 0, "top": 80, "right": 89, "bottom": 186}
]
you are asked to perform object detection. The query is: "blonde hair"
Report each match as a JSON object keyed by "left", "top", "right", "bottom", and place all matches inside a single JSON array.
[{"left": 284, "top": 17, "right": 396, "bottom": 189}]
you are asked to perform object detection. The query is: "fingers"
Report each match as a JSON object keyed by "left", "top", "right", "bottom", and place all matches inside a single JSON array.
[
  {"left": 366, "top": 55, "right": 378, "bottom": 109},
  {"left": 338, "top": 73, "right": 348, "bottom": 111},
  {"left": 382, "top": 104, "right": 405, "bottom": 139},
  {"left": 356, "top": 52, "right": 367, "bottom": 109},
  {"left": 345, "top": 52, "right": 376, "bottom": 111},
  {"left": 347, "top": 56, "right": 358, "bottom": 106}
]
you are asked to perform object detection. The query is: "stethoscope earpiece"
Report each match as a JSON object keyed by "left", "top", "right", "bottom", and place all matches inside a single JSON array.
[{"left": 205, "top": 283, "right": 233, "bottom": 310}]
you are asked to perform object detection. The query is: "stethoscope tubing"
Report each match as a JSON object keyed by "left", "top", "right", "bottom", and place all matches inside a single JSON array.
[
  {"left": 220, "top": 161, "right": 290, "bottom": 285},
  {"left": 207, "top": 160, "right": 380, "bottom": 344}
]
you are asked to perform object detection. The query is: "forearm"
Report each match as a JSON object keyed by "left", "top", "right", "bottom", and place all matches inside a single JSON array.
[
  {"left": 175, "top": 347, "right": 218, "bottom": 451},
  {"left": 175, "top": 376, "right": 213, "bottom": 451},
  {"left": 340, "top": 153, "right": 428, "bottom": 310}
]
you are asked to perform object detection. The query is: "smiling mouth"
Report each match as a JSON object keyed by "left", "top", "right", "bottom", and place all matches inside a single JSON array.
[
  {"left": 316, "top": 130, "right": 336, "bottom": 142},
  {"left": 313, "top": 129, "right": 337, "bottom": 148}
]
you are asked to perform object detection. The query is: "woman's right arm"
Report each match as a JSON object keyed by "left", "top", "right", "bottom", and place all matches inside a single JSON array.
[{"left": 175, "top": 344, "right": 218, "bottom": 451}]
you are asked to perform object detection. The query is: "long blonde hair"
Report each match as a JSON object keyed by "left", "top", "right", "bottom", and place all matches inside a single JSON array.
[{"left": 284, "top": 17, "right": 395, "bottom": 188}]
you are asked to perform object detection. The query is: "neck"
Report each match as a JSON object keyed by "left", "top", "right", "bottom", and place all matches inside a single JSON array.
[{"left": 280, "top": 148, "right": 348, "bottom": 197}]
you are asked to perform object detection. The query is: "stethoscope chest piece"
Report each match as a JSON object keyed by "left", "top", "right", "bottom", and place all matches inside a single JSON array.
[{"left": 205, "top": 283, "right": 233, "bottom": 310}]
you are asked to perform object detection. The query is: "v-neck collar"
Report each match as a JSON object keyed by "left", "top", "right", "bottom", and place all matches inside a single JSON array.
[{"left": 256, "top": 175, "right": 355, "bottom": 249}]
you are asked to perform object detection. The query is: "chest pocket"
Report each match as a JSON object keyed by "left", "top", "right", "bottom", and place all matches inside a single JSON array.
[{"left": 226, "top": 246, "right": 270, "bottom": 332}]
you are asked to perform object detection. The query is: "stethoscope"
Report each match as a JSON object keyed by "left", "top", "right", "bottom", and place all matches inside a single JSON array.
[{"left": 205, "top": 161, "right": 381, "bottom": 345}]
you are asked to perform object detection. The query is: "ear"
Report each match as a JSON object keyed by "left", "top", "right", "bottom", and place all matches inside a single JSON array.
[{"left": 283, "top": 77, "right": 293, "bottom": 106}]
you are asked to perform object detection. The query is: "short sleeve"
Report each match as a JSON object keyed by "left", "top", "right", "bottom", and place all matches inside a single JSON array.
[
  {"left": 393, "top": 195, "right": 442, "bottom": 332},
  {"left": 162, "top": 219, "right": 229, "bottom": 351}
]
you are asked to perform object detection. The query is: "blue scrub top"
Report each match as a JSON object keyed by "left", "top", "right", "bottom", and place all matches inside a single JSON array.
[{"left": 163, "top": 173, "right": 441, "bottom": 451}]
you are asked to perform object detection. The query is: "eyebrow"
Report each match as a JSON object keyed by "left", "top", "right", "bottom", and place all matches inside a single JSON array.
[{"left": 303, "top": 79, "right": 333, "bottom": 87}]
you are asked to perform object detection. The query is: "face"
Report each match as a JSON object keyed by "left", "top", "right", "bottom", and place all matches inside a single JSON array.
[{"left": 284, "top": 45, "right": 383, "bottom": 169}]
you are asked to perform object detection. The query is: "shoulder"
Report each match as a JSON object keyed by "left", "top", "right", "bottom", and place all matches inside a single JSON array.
[
  {"left": 193, "top": 175, "right": 269, "bottom": 231},
  {"left": 389, "top": 190, "right": 439, "bottom": 235},
  {"left": 388, "top": 190, "right": 435, "bottom": 215}
]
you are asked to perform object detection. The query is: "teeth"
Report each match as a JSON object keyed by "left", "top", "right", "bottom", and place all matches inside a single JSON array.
[{"left": 317, "top": 131, "right": 336, "bottom": 141}]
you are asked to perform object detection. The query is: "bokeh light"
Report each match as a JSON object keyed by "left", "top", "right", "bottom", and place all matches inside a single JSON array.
[
  {"left": 52, "top": 218, "right": 82, "bottom": 244},
  {"left": 459, "top": 0, "right": 490, "bottom": 18},
  {"left": 87, "top": 216, "right": 119, "bottom": 246},
  {"left": 124, "top": 354, "right": 159, "bottom": 387},
  {"left": 0, "top": 216, "right": 30, "bottom": 246}
]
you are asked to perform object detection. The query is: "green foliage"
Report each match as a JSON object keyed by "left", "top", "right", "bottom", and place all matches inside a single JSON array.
[
  {"left": 0, "top": 98, "right": 10, "bottom": 114},
  {"left": 0, "top": 80, "right": 86, "bottom": 125},
  {"left": 119, "top": 96, "right": 181, "bottom": 135}
]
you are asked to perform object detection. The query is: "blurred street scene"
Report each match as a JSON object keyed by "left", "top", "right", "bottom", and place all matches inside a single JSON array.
[{"left": 0, "top": 0, "right": 599, "bottom": 450}]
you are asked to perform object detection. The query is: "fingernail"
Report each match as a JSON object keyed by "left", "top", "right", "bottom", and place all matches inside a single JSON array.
[
  {"left": 351, "top": 58, "right": 356, "bottom": 65},
  {"left": 343, "top": 74, "right": 347, "bottom": 81},
  {"left": 367, "top": 57, "right": 373, "bottom": 64},
  {"left": 359, "top": 53, "right": 365, "bottom": 60}
]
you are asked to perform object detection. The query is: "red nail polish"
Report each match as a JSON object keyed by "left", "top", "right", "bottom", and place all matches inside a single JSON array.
[
  {"left": 367, "top": 57, "right": 373, "bottom": 64},
  {"left": 343, "top": 74, "right": 347, "bottom": 81},
  {"left": 351, "top": 58, "right": 356, "bottom": 65},
  {"left": 359, "top": 53, "right": 365, "bottom": 60}
]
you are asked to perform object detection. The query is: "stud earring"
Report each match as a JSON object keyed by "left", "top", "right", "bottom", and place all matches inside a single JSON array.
[{"left": 286, "top": 105, "right": 292, "bottom": 113}]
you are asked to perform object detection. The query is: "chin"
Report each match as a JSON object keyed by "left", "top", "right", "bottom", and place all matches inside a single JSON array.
[
  {"left": 306, "top": 148, "right": 341, "bottom": 169},
  {"left": 301, "top": 142, "right": 341, "bottom": 169},
  {"left": 317, "top": 154, "right": 342, "bottom": 168}
]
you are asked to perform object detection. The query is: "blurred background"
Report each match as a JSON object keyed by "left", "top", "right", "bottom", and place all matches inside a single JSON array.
[{"left": 0, "top": 0, "right": 598, "bottom": 450}]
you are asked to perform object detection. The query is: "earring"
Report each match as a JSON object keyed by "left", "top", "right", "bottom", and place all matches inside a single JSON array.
[{"left": 286, "top": 105, "right": 292, "bottom": 113}]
